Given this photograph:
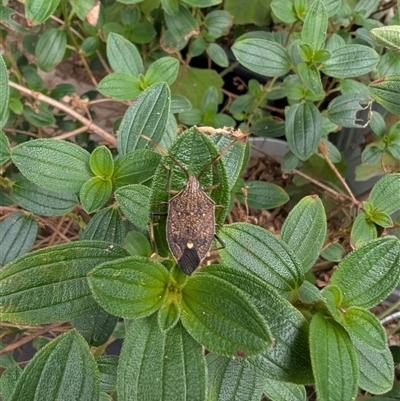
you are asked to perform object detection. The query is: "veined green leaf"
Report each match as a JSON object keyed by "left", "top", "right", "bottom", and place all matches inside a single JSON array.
[
  {"left": 25, "top": 0, "right": 60, "bottom": 24},
  {"left": 10, "top": 330, "right": 99, "bottom": 401},
  {"left": 69, "top": 0, "right": 95, "bottom": 21},
  {"left": 117, "top": 82, "right": 171, "bottom": 154},
  {"left": 321, "top": 44, "right": 379, "bottom": 78},
  {"left": 281, "top": 195, "right": 327, "bottom": 272},
  {"left": 370, "top": 26, "right": 400, "bottom": 51},
  {"left": 107, "top": 32, "right": 144, "bottom": 76},
  {"left": 0, "top": 56, "right": 10, "bottom": 128},
  {"left": 90, "top": 146, "right": 114, "bottom": 178},
  {"left": 204, "top": 266, "right": 313, "bottom": 383},
  {"left": 263, "top": 378, "right": 307, "bottom": 401},
  {"left": 80, "top": 176, "right": 112, "bottom": 214},
  {"left": 285, "top": 102, "right": 322, "bottom": 161},
  {"left": 219, "top": 223, "right": 304, "bottom": 293},
  {"left": 11, "top": 139, "right": 92, "bottom": 194},
  {"left": 301, "top": 0, "right": 328, "bottom": 51},
  {"left": 369, "top": 75, "right": 400, "bottom": 116},
  {"left": 271, "top": 0, "right": 297, "bottom": 23},
  {"left": 232, "top": 38, "right": 291, "bottom": 77},
  {"left": 310, "top": 313, "right": 358, "bottom": 401},
  {"left": 164, "top": 4, "right": 199, "bottom": 42},
  {"left": 36, "top": 29, "right": 67, "bottom": 71},
  {"left": 207, "top": 43, "right": 229, "bottom": 67},
  {"left": 207, "top": 355, "right": 266, "bottom": 401},
  {"left": 96, "top": 355, "right": 118, "bottom": 392},
  {"left": 115, "top": 184, "right": 151, "bottom": 231},
  {"left": 350, "top": 213, "right": 377, "bottom": 248},
  {"left": 330, "top": 236, "right": 400, "bottom": 308},
  {"left": 117, "top": 315, "right": 206, "bottom": 401},
  {"left": 0, "top": 213, "right": 38, "bottom": 267},
  {"left": 97, "top": 72, "right": 142, "bottom": 101},
  {"left": 145, "top": 57, "right": 179, "bottom": 86},
  {"left": 88, "top": 256, "right": 169, "bottom": 319},
  {"left": 0, "top": 241, "right": 128, "bottom": 324},
  {"left": 204, "top": 10, "right": 233, "bottom": 39},
  {"left": 181, "top": 272, "right": 273, "bottom": 357},
  {"left": 369, "top": 174, "right": 400, "bottom": 215}
]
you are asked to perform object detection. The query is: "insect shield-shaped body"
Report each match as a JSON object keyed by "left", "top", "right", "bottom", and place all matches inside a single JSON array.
[{"left": 150, "top": 129, "right": 232, "bottom": 275}]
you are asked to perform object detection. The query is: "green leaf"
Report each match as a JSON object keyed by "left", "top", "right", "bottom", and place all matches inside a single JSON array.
[
  {"left": 204, "top": 266, "right": 313, "bottom": 383},
  {"left": 145, "top": 57, "right": 179, "bottom": 86},
  {"left": 158, "top": 300, "right": 180, "bottom": 332},
  {"left": 25, "top": 0, "right": 61, "bottom": 24},
  {"left": 162, "top": 0, "right": 180, "bottom": 15},
  {"left": 369, "top": 174, "right": 400, "bottom": 215},
  {"left": 90, "top": 146, "right": 114, "bottom": 178},
  {"left": 107, "top": 32, "right": 144, "bottom": 76},
  {"left": 88, "top": 256, "right": 169, "bottom": 318},
  {"left": 10, "top": 330, "right": 99, "bottom": 401},
  {"left": 0, "top": 130, "right": 10, "bottom": 165},
  {"left": 309, "top": 313, "right": 358, "bottom": 401},
  {"left": 81, "top": 206, "right": 125, "bottom": 245},
  {"left": 171, "top": 67, "right": 223, "bottom": 109},
  {"left": 125, "top": 231, "right": 152, "bottom": 257},
  {"left": 0, "top": 213, "right": 38, "bottom": 267},
  {"left": 237, "top": 181, "right": 289, "bottom": 209},
  {"left": 0, "top": 56, "right": 9, "bottom": 128},
  {"left": 296, "top": 63, "right": 324, "bottom": 98},
  {"left": 117, "top": 314, "right": 206, "bottom": 401},
  {"left": 206, "top": 43, "right": 229, "bottom": 67},
  {"left": 0, "top": 241, "right": 128, "bottom": 324},
  {"left": 320, "top": 243, "right": 344, "bottom": 262},
  {"left": 219, "top": 223, "right": 304, "bottom": 293},
  {"left": 72, "top": 305, "right": 118, "bottom": 347},
  {"left": 115, "top": 184, "right": 151, "bottom": 231},
  {"left": 353, "top": 337, "right": 394, "bottom": 394},
  {"left": 340, "top": 78, "right": 371, "bottom": 97},
  {"left": 224, "top": 0, "right": 270, "bottom": 25},
  {"left": 10, "top": 175, "right": 78, "bottom": 216},
  {"left": 35, "top": 29, "right": 66, "bottom": 71},
  {"left": 207, "top": 355, "right": 265, "bottom": 401},
  {"left": 80, "top": 176, "right": 112, "bottom": 214},
  {"left": 369, "top": 110, "right": 387, "bottom": 137},
  {"left": 171, "top": 94, "right": 191, "bottom": 114},
  {"left": 330, "top": 236, "right": 400, "bottom": 308},
  {"left": 81, "top": 36, "right": 100, "bottom": 56},
  {"left": 281, "top": 195, "right": 327, "bottom": 272},
  {"left": 232, "top": 38, "right": 291, "bottom": 77},
  {"left": 204, "top": 10, "right": 233, "bottom": 39},
  {"left": 113, "top": 149, "right": 161, "bottom": 188},
  {"left": 321, "top": 44, "right": 379, "bottom": 78},
  {"left": 117, "top": 82, "right": 171, "bottom": 154},
  {"left": 327, "top": 93, "right": 370, "bottom": 128},
  {"left": 285, "top": 102, "right": 322, "bottom": 161},
  {"left": 350, "top": 212, "right": 378, "bottom": 248},
  {"left": 182, "top": 0, "right": 221, "bottom": 6},
  {"left": 369, "top": 211, "right": 393, "bottom": 228},
  {"left": 96, "top": 355, "right": 118, "bottom": 392},
  {"left": 97, "top": 72, "right": 142, "bottom": 101},
  {"left": 132, "top": 22, "right": 157, "bottom": 44},
  {"left": 11, "top": 139, "right": 92, "bottom": 194},
  {"left": 69, "top": 0, "right": 95, "bottom": 21},
  {"left": 0, "top": 366, "right": 21, "bottom": 401},
  {"left": 271, "top": 0, "right": 297, "bottom": 23},
  {"left": 23, "top": 105, "right": 56, "bottom": 127},
  {"left": 150, "top": 128, "right": 231, "bottom": 257},
  {"left": 181, "top": 272, "right": 272, "bottom": 357},
  {"left": 377, "top": 50, "right": 400, "bottom": 77},
  {"left": 301, "top": 0, "right": 328, "bottom": 51},
  {"left": 342, "top": 307, "right": 387, "bottom": 352},
  {"left": 370, "top": 26, "right": 400, "bottom": 51},
  {"left": 263, "top": 378, "right": 307, "bottom": 401},
  {"left": 164, "top": 4, "right": 199, "bottom": 42},
  {"left": 369, "top": 74, "right": 400, "bottom": 116}
]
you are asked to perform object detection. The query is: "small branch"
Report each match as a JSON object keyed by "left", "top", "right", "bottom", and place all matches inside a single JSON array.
[
  {"left": 319, "top": 142, "right": 359, "bottom": 205},
  {"left": 251, "top": 144, "right": 356, "bottom": 203},
  {"left": 0, "top": 323, "right": 65, "bottom": 356},
  {"left": 9, "top": 81, "right": 116, "bottom": 147}
]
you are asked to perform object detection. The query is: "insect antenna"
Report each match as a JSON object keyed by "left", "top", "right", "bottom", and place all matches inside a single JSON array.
[{"left": 138, "top": 133, "right": 190, "bottom": 180}]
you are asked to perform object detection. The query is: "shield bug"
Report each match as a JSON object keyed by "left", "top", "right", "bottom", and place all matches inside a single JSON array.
[{"left": 149, "top": 127, "right": 246, "bottom": 275}]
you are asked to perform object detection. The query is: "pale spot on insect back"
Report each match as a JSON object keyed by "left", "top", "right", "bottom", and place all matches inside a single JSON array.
[{"left": 186, "top": 241, "right": 194, "bottom": 249}]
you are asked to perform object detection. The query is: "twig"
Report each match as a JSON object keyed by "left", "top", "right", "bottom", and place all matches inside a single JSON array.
[
  {"left": 9, "top": 81, "right": 116, "bottom": 147},
  {"left": 0, "top": 323, "right": 65, "bottom": 356},
  {"left": 251, "top": 144, "right": 356, "bottom": 203},
  {"left": 319, "top": 142, "right": 359, "bottom": 205}
]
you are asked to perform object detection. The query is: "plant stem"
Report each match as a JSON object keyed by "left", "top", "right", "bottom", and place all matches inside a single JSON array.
[{"left": 9, "top": 81, "right": 116, "bottom": 146}]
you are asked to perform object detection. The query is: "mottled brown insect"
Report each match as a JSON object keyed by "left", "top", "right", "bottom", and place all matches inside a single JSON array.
[{"left": 166, "top": 175, "right": 216, "bottom": 275}]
